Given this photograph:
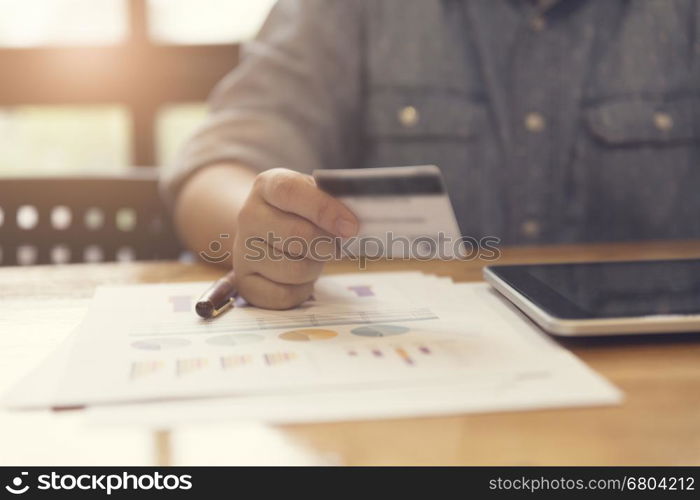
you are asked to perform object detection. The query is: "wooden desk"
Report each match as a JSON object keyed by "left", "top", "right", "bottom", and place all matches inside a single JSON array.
[{"left": 2, "top": 240, "right": 699, "bottom": 465}]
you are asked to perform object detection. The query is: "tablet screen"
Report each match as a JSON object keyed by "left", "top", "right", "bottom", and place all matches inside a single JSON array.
[{"left": 489, "top": 259, "right": 700, "bottom": 319}]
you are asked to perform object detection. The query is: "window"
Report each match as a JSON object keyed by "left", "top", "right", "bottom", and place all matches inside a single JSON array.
[
  {"left": 147, "top": 0, "right": 276, "bottom": 45},
  {"left": 0, "top": 105, "right": 130, "bottom": 176},
  {"left": 156, "top": 103, "right": 207, "bottom": 168},
  {"left": 0, "top": 0, "right": 276, "bottom": 174},
  {"left": 0, "top": 0, "right": 127, "bottom": 47}
]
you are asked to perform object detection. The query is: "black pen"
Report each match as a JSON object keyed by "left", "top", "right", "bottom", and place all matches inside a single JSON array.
[{"left": 195, "top": 270, "right": 239, "bottom": 319}]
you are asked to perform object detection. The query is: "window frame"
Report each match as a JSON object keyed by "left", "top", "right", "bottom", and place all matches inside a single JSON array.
[{"left": 0, "top": 0, "right": 239, "bottom": 166}]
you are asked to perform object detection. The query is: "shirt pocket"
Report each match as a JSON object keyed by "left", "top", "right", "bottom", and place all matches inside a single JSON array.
[
  {"left": 366, "top": 88, "right": 488, "bottom": 140},
  {"left": 584, "top": 96, "right": 700, "bottom": 146},
  {"left": 577, "top": 96, "right": 700, "bottom": 241}
]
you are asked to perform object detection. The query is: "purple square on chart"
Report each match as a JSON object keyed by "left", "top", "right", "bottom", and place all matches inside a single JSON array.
[{"left": 347, "top": 285, "right": 374, "bottom": 297}]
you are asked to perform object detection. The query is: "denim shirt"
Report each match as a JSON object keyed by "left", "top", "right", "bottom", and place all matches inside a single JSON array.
[{"left": 163, "top": 0, "right": 700, "bottom": 244}]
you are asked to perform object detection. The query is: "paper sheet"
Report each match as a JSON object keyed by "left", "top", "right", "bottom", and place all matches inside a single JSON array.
[
  {"left": 0, "top": 410, "right": 152, "bottom": 466},
  {"left": 0, "top": 297, "right": 152, "bottom": 465},
  {"left": 3, "top": 273, "right": 622, "bottom": 423},
  {"left": 169, "top": 422, "right": 331, "bottom": 466}
]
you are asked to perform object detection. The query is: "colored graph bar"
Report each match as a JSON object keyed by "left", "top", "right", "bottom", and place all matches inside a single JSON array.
[
  {"left": 129, "top": 360, "right": 164, "bottom": 380},
  {"left": 264, "top": 352, "right": 297, "bottom": 366},
  {"left": 395, "top": 347, "right": 414, "bottom": 366},
  {"left": 220, "top": 355, "right": 252, "bottom": 369},
  {"left": 177, "top": 358, "right": 208, "bottom": 376}
]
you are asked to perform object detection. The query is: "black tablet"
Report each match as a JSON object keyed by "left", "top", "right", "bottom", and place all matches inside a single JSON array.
[{"left": 483, "top": 259, "right": 700, "bottom": 336}]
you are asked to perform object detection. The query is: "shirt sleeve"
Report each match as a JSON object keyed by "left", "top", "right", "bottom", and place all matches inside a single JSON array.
[{"left": 160, "top": 0, "right": 364, "bottom": 206}]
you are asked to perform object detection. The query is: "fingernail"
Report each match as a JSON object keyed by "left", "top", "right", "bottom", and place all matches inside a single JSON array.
[{"left": 336, "top": 218, "right": 358, "bottom": 238}]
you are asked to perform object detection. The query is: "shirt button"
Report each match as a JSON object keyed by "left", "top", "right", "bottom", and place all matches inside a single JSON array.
[
  {"left": 521, "top": 219, "right": 541, "bottom": 239},
  {"left": 524, "top": 112, "right": 546, "bottom": 133},
  {"left": 530, "top": 16, "right": 546, "bottom": 32},
  {"left": 653, "top": 112, "right": 673, "bottom": 132},
  {"left": 398, "top": 106, "right": 419, "bottom": 128}
]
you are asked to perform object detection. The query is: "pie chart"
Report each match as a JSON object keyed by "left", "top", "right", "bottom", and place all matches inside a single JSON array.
[
  {"left": 206, "top": 334, "right": 264, "bottom": 346},
  {"left": 131, "top": 338, "right": 190, "bottom": 350},
  {"left": 278, "top": 328, "right": 338, "bottom": 342},
  {"left": 351, "top": 324, "right": 410, "bottom": 337}
]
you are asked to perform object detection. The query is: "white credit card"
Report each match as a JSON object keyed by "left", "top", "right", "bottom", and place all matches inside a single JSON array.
[{"left": 313, "top": 165, "right": 462, "bottom": 258}]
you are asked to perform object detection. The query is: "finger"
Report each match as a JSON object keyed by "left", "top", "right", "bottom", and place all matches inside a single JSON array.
[
  {"left": 234, "top": 234, "right": 324, "bottom": 285},
  {"left": 242, "top": 245, "right": 324, "bottom": 285},
  {"left": 257, "top": 169, "right": 358, "bottom": 237},
  {"left": 239, "top": 202, "right": 337, "bottom": 259},
  {"left": 236, "top": 273, "right": 314, "bottom": 310}
]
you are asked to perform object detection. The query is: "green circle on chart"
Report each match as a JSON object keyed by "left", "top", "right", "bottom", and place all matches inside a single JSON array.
[
  {"left": 131, "top": 338, "right": 190, "bottom": 350},
  {"left": 206, "top": 334, "right": 265, "bottom": 346},
  {"left": 351, "top": 324, "right": 410, "bottom": 337}
]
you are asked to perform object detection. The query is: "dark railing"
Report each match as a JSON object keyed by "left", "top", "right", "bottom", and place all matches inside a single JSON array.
[{"left": 0, "top": 169, "right": 183, "bottom": 266}]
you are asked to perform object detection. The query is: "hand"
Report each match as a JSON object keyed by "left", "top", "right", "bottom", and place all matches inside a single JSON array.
[{"left": 233, "top": 168, "right": 358, "bottom": 309}]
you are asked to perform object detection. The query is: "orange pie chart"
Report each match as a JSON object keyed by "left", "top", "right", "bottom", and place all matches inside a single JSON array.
[{"left": 278, "top": 328, "right": 338, "bottom": 342}]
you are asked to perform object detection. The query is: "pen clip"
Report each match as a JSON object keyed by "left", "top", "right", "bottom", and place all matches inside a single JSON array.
[{"left": 210, "top": 295, "right": 235, "bottom": 318}]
